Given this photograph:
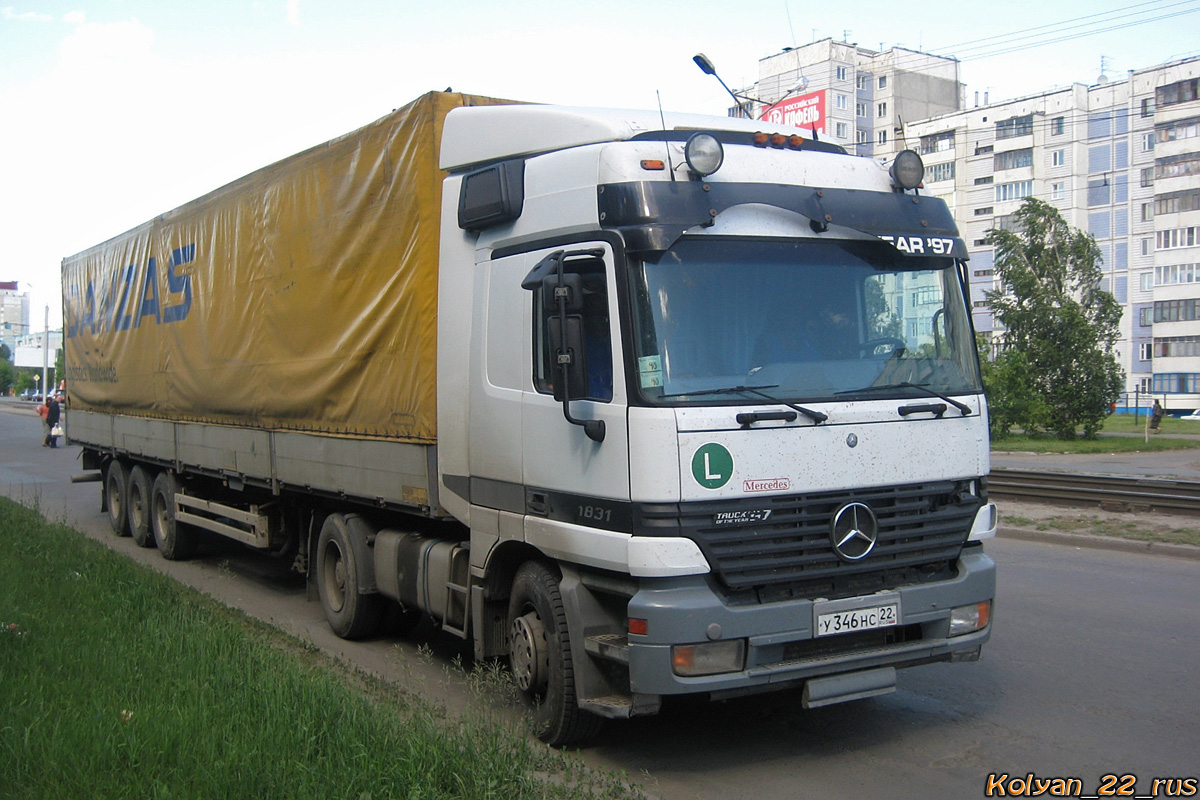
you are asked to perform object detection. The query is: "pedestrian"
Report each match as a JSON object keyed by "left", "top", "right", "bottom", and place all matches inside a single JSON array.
[
  {"left": 1150, "top": 399, "right": 1164, "bottom": 434},
  {"left": 44, "top": 395, "right": 61, "bottom": 448},
  {"left": 35, "top": 398, "right": 50, "bottom": 446}
]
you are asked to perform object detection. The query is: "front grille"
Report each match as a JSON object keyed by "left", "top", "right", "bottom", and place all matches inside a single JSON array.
[{"left": 637, "top": 481, "right": 980, "bottom": 602}]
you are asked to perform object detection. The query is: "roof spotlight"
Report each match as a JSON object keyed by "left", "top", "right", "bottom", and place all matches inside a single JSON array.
[
  {"left": 684, "top": 133, "right": 724, "bottom": 177},
  {"left": 890, "top": 150, "right": 925, "bottom": 190}
]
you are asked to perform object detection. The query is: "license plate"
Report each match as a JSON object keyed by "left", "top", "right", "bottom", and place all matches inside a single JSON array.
[{"left": 816, "top": 603, "right": 899, "bottom": 637}]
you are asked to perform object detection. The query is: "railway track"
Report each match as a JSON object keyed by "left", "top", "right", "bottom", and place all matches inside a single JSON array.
[{"left": 988, "top": 468, "right": 1200, "bottom": 516}]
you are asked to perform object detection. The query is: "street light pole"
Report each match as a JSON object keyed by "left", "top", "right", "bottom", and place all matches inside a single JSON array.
[{"left": 42, "top": 305, "right": 49, "bottom": 399}]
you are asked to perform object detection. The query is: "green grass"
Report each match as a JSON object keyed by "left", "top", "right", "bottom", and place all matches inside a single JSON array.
[
  {"left": 1100, "top": 414, "right": 1200, "bottom": 436},
  {"left": 991, "top": 432, "right": 1200, "bottom": 453},
  {"left": 0, "top": 499, "right": 646, "bottom": 800}
]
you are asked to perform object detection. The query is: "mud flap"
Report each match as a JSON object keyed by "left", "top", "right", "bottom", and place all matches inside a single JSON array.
[{"left": 801, "top": 666, "right": 896, "bottom": 709}]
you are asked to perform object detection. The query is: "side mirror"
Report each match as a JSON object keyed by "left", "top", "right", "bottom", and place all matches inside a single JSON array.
[{"left": 548, "top": 316, "right": 589, "bottom": 401}]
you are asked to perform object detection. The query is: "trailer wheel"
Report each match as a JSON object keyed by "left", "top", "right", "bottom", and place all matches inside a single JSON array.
[
  {"left": 508, "top": 562, "right": 602, "bottom": 747},
  {"left": 316, "top": 514, "right": 384, "bottom": 640},
  {"left": 151, "top": 472, "right": 199, "bottom": 560},
  {"left": 105, "top": 460, "right": 130, "bottom": 536},
  {"left": 126, "top": 465, "right": 155, "bottom": 548}
]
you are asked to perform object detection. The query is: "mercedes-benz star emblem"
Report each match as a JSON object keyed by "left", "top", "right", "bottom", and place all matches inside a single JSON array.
[{"left": 830, "top": 502, "right": 879, "bottom": 562}]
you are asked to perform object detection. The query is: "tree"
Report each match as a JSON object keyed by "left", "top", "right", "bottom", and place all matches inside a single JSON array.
[{"left": 984, "top": 198, "right": 1124, "bottom": 439}]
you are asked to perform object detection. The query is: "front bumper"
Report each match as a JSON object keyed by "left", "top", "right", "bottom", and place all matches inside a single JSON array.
[{"left": 625, "top": 547, "right": 995, "bottom": 697}]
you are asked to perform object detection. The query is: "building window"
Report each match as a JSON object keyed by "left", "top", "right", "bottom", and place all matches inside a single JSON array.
[
  {"left": 1153, "top": 298, "right": 1200, "bottom": 322},
  {"left": 1156, "top": 152, "right": 1200, "bottom": 179},
  {"left": 1050, "top": 116, "right": 1065, "bottom": 135},
  {"left": 1142, "top": 238, "right": 1153, "bottom": 256},
  {"left": 926, "top": 161, "right": 955, "bottom": 182},
  {"left": 856, "top": 129, "right": 869, "bottom": 144},
  {"left": 1140, "top": 306, "right": 1154, "bottom": 327},
  {"left": 1051, "top": 149, "right": 1065, "bottom": 167},
  {"left": 974, "top": 206, "right": 994, "bottom": 216},
  {"left": 996, "top": 114, "right": 1034, "bottom": 140},
  {"left": 1142, "top": 202, "right": 1155, "bottom": 222},
  {"left": 1156, "top": 78, "right": 1200, "bottom": 109},
  {"left": 1157, "top": 227, "right": 1200, "bottom": 251},
  {"left": 1088, "top": 177, "right": 1111, "bottom": 207},
  {"left": 1155, "top": 263, "right": 1200, "bottom": 285},
  {"left": 879, "top": 76, "right": 887, "bottom": 89},
  {"left": 877, "top": 129, "right": 887, "bottom": 144},
  {"left": 1156, "top": 115, "right": 1200, "bottom": 143},
  {"left": 919, "top": 131, "right": 955, "bottom": 154},
  {"left": 975, "top": 176, "right": 994, "bottom": 185},
  {"left": 996, "top": 181, "right": 1033, "bottom": 202},
  {"left": 1141, "top": 97, "right": 1156, "bottom": 117},
  {"left": 836, "top": 65, "right": 848, "bottom": 81},
  {"left": 1155, "top": 336, "right": 1200, "bottom": 358},
  {"left": 974, "top": 143, "right": 994, "bottom": 155},
  {"left": 1141, "top": 167, "right": 1155, "bottom": 187},
  {"left": 1141, "top": 271, "right": 1154, "bottom": 291},
  {"left": 1156, "top": 189, "right": 1200, "bottom": 214},
  {"left": 1140, "top": 342, "right": 1154, "bottom": 361},
  {"left": 857, "top": 74, "right": 870, "bottom": 90},
  {"left": 856, "top": 101, "right": 867, "bottom": 118},
  {"left": 878, "top": 102, "right": 887, "bottom": 118},
  {"left": 835, "top": 122, "right": 849, "bottom": 139},
  {"left": 836, "top": 93, "right": 848, "bottom": 110},
  {"left": 1153, "top": 373, "right": 1200, "bottom": 393},
  {"left": 1142, "top": 132, "right": 1155, "bottom": 152},
  {"left": 994, "top": 148, "right": 1033, "bottom": 170},
  {"left": 1052, "top": 182, "right": 1066, "bottom": 200},
  {"left": 974, "top": 269, "right": 994, "bottom": 277}
]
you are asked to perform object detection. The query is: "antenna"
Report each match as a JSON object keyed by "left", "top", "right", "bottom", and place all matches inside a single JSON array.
[{"left": 656, "top": 90, "right": 677, "bottom": 182}]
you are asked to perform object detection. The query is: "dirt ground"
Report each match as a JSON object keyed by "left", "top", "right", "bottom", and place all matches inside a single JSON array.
[{"left": 998, "top": 497, "right": 1199, "bottom": 548}]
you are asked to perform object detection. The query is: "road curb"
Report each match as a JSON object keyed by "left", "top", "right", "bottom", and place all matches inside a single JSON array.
[{"left": 999, "top": 526, "right": 1200, "bottom": 561}]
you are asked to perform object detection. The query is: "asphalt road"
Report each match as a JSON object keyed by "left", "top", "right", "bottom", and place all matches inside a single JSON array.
[{"left": 2, "top": 401, "right": 1198, "bottom": 800}]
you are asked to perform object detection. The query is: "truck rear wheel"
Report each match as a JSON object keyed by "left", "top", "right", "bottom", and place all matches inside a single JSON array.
[
  {"left": 508, "top": 561, "right": 602, "bottom": 747},
  {"left": 126, "top": 465, "right": 155, "bottom": 547},
  {"left": 316, "top": 514, "right": 384, "bottom": 639},
  {"left": 151, "top": 472, "right": 199, "bottom": 560},
  {"left": 105, "top": 460, "right": 130, "bottom": 536}
]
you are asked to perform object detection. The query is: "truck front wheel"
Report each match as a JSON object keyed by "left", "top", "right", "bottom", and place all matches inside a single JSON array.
[
  {"left": 316, "top": 514, "right": 384, "bottom": 640},
  {"left": 507, "top": 562, "right": 602, "bottom": 747}
]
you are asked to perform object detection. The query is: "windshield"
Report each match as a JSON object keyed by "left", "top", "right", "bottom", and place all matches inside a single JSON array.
[{"left": 628, "top": 237, "right": 982, "bottom": 405}]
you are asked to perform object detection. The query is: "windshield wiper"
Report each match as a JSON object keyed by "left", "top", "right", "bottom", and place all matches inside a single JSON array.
[
  {"left": 662, "top": 384, "right": 828, "bottom": 424},
  {"left": 835, "top": 381, "right": 972, "bottom": 416}
]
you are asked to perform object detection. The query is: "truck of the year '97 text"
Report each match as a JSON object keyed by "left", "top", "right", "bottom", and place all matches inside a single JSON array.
[{"left": 62, "top": 91, "right": 997, "bottom": 746}]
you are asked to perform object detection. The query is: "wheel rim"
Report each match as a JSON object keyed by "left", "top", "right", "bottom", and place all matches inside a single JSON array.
[
  {"left": 153, "top": 492, "right": 169, "bottom": 540},
  {"left": 321, "top": 540, "right": 347, "bottom": 613},
  {"left": 128, "top": 484, "right": 144, "bottom": 529},
  {"left": 510, "top": 610, "right": 548, "bottom": 694},
  {"left": 107, "top": 474, "right": 122, "bottom": 521}
]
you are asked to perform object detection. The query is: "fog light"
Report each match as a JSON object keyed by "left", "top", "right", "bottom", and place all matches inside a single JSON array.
[
  {"left": 672, "top": 639, "right": 745, "bottom": 676},
  {"left": 949, "top": 601, "right": 992, "bottom": 637}
]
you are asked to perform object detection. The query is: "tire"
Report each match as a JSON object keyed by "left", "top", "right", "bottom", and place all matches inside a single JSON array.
[
  {"left": 105, "top": 460, "right": 130, "bottom": 536},
  {"left": 150, "top": 472, "right": 199, "bottom": 560},
  {"left": 126, "top": 465, "right": 155, "bottom": 548},
  {"left": 508, "top": 562, "right": 602, "bottom": 747},
  {"left": 316, "top": 514, "right": 384, "bottom": 640}
]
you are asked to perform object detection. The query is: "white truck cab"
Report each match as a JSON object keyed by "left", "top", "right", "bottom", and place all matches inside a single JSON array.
[{"left": 435, "top": 105, "right": 996, "bottom": 744}]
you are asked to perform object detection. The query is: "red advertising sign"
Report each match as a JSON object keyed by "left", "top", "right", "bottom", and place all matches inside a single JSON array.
[{"left": 762, "top": 90, "right": 826, "bottom": 133}]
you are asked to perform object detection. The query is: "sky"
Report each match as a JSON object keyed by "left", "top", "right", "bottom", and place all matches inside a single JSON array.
[{"left": 2, "top": 0, "right": 1199, "bottom": 329}]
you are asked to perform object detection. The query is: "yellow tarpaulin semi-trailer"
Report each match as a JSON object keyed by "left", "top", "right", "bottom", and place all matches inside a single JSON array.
[{"left": 62, "top": 91, "right": 512, "bottom": 445}]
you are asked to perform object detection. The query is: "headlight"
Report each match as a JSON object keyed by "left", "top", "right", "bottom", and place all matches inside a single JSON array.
[
  {"left": 890, "top": 149, "right": 924, "bottom": 189},
  {"left": 685, "top": 133, "right": 724, "bottom": 177}
]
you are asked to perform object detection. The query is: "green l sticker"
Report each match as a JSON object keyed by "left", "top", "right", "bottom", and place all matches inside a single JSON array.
[{"left": 692, "top": 443, "right": 734, "bottom": 489}]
